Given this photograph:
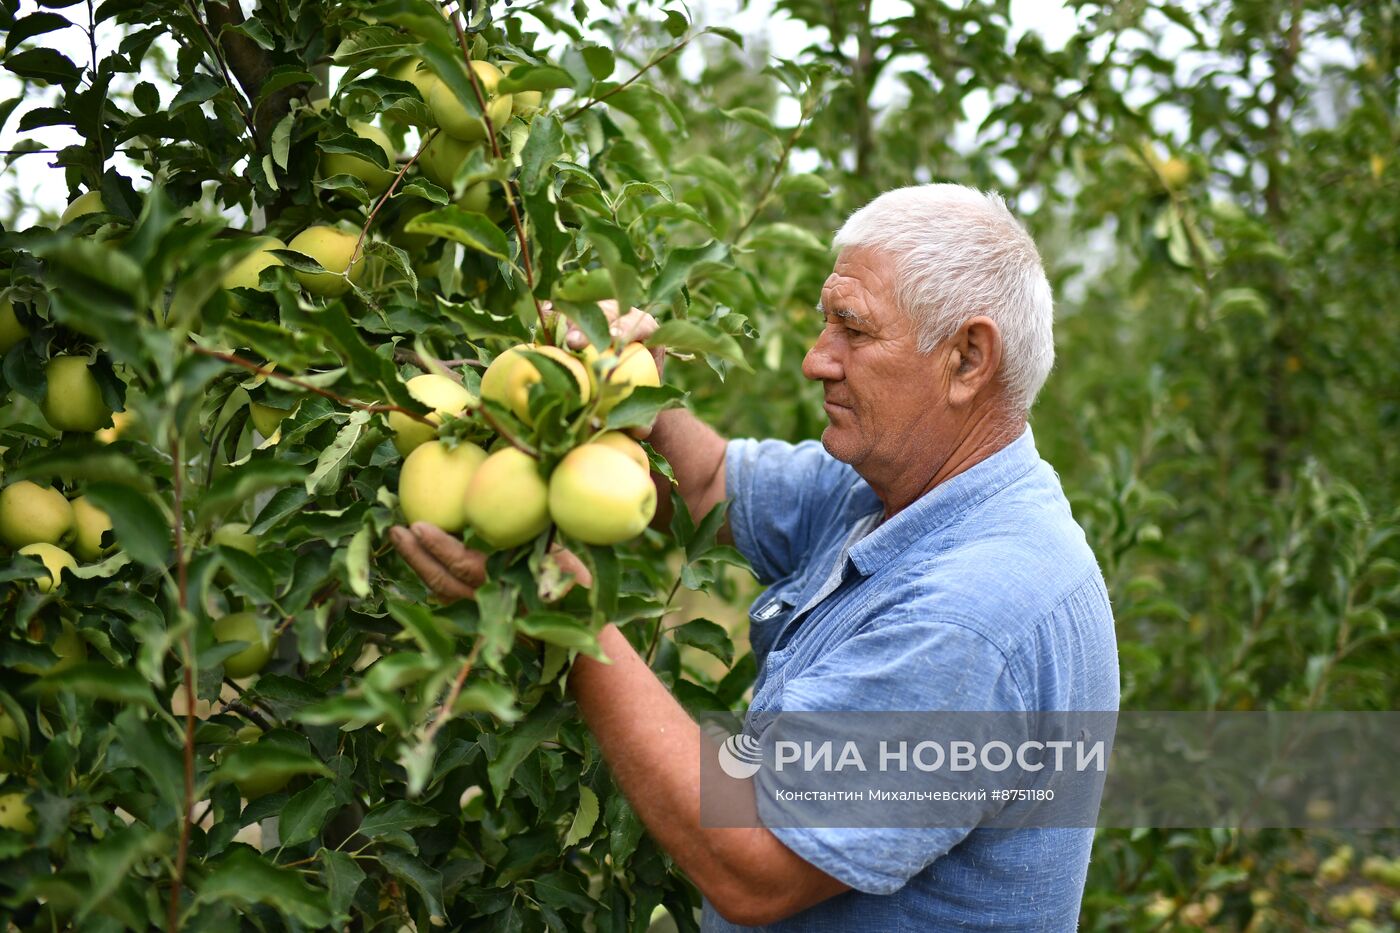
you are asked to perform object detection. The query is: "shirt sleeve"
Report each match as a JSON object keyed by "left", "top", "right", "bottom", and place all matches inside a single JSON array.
[
  {"left": 754, "top": 614, "right": 1030, "bottom": 895},
  {"left": 724, "top": 438, "right": 858, "bottom": 585}
]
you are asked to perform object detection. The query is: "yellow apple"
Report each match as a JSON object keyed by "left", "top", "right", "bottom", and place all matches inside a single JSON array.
[
  {"left": 212, "top": 522, "right": 257, "bottom": 556},
  {"left": 462, "top": 447, "right": 550, "bottom": 548},
  {"left": 0, "top": 298, "right": 28, "bottom": 353},
  {"left": 502, "top": 64, "right": 544, "bottom": 115},
  {"left": 95, "top": 409, "right": 135, "bottom": 444},
  {"left": 0, "top": 709, "right": 19, "bottom": 768},
  {"left": 548, "top": 444, "right": 656, "bottom": 545},
  {"left": 213, "top": 612, "right": 274, "bottom": 678},
  {"left": 222, "top": 236, "right": 286, "bottom": 290},
  {"left": 398, "top": 440, "right": 488, "bottom": 532},
  {"left": 590, "top": 342, "right": 661, "bottom": 416},
  {"left": 41, "top": 355, "right": 112, "bottom": 432},
  {"left": 0, "top": 481, "right": 74, "bottom": 548},
  {"left": 71, "top": 495, "right": 114, "bottom": 561},
  {"left": 588, "top": 432, "right": 649, "bottom": 472},
  {"left": 0, "top": 792, "right": 34, "bottom": 834},
  {"left": 322, "top": 122, "right": 398, "bottom": 195},
  {"left": 426, "top": 61, "right": 513, "bottom": 142},
  {"left": 287, "top": 226, "right": 366, "bottom": 297},
  {"left": 417, "top": 131, "right": 480, "bottom": 189},
  {"left": 18, "top": 543, "right": 77, "bottom": 592},
  {"left": 387, "top": 373, "right": 474, "bottom": 456},
  {"left": 59, "top": 190, "right": 105, "bottom": 226},
  {"left": 249, "top": 401, "right": 295, "bottom": 439},
  {"left": 1160, "top": 157, "right": 1190, "bottom": 189},
  {"left": 479, "top": 344, "right": 591, "bottom": 424},
  {"left": 12, "top": 621, "right": 85, "bottom": 675}
]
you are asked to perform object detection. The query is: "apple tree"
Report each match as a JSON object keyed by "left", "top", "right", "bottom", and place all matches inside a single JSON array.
[{"left": 0, "top": 0, "right": 833, "bottom": 928}]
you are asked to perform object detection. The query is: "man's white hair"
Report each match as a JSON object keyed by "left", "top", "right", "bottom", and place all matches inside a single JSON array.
[{"left": 833, "top": 184, "right": 1055, "bottom": 412}]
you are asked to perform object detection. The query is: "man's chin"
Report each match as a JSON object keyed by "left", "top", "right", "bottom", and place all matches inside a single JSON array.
[{"left": 819, "top": 426, "right": 861, "bottom": 465}]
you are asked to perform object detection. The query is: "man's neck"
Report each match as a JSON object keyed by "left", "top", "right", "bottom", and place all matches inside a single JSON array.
[{"left": 865, "top": 411, "right": 1025, "bottom": 520}]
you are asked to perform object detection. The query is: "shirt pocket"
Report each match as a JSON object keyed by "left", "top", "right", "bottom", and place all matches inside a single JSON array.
[{"left": 747, "top": 586, "right": 799, "bottom": 662}]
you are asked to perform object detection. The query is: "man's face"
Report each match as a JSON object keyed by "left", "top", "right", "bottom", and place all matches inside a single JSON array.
[{"left": 803, "top": 247, "right": 944, "bottom": 471}]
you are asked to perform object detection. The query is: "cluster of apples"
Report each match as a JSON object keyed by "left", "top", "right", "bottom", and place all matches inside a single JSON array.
[
  {"left": 217, "top": 51, "right": 541, "bottom": 299},
  {"left": 392, "top": 339, "right": 661, "bottom": 548}
]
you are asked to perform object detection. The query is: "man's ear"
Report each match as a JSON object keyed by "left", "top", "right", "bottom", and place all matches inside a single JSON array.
[{"left": 948, "top": 315, "right": 1003, "bottom": 405}]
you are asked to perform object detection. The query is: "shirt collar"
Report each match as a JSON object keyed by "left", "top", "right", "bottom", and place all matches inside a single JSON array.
[{"left": 847, "top": 425, "right": 1040, "bottom": 576}]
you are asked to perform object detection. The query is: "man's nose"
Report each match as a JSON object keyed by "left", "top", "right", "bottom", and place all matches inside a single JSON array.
[{"left": 802, "top": 328, "right": 843, "bottom": 383}]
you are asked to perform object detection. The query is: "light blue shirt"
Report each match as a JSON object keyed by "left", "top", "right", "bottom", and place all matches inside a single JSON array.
[{"left": 702, "top": 427, "right": 1119, "bottom": 932}]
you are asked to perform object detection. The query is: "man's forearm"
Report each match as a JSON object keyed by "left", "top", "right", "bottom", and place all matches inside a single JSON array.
[
  {"left": 567, "top": 625, "right": 847, "bottom": 925},
  {"left": 646, "top": 407, "right": 729, "bottom": 537}
]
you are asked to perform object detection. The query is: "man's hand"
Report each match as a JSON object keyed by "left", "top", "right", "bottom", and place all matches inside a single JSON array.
[
  {"left": 388, "top": 522, "right": 591, "bottom": 603},
  {"left": 552, "top": 299, "right": 665, "bottom": 439}
]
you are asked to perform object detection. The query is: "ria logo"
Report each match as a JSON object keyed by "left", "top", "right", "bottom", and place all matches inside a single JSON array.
[{"left": 717, "top": 733, "right": 763, "bottom": 779}]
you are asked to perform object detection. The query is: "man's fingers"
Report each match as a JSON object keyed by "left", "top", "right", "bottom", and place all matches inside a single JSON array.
[
  {"left": 549, "top": 543, "right": 594, "bottom": 589},
  {"left": 410, "top": 522, "right": 487, "bottom": 587},
  {"left": 389, "top": 526, "right": 477, "bottom": 602},
  {"left": 613, "top": 309, "right": 658, "bottom": 344}
]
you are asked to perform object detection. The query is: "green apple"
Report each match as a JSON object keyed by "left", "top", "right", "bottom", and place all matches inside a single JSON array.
[
  {"left": 71, "top": 495, "right": 115, "bottom": 561},
  {"left": 59, "top": 190, "right": 105, "bottom": 226},
  {"left": 322, "top": 122, "right": 398, "bottom": 195},
  {"left": 389, "top": 57, "right": 438, "bottom": 121},
  {"left": 41, "top": 356, "right": 112, "bottom": 432},
  {"left": 213, "top": 612, "right": 274, "bottom": 678},
  {"left": 462, "top": 447, "right": 550, "bottom": 548},
  {"left": 548, "top": 444, "right": 656, "bottom": 545},
  {"left": 417, "top": 131, "right": 480, "bottom": 189},
  {"left": 287, "top": 226, "right": 366, "bottom": 297},
  {"left": 0, "top": 298, "right": 28, "bottom": 353},
  {"left": 399, "top": 440, "right": 489, "bottom": 533},
  {"left": 387, "top": 373, "right": 474, "bottom": 457},
  {"left": 425, "top": 61, "right": 513, "bottom": 142},
  {"left": 222, "top": 236, "right": 286, "bottom": 290},
  {"left": 588, "top": 431, "right": 649, "bottom": 472},
  {"left": 18, "top": 543, "right": 77, "bottom": 592},
  {"left": 0, "top": 481, "right": 74, "bottom": 548},
  {"left": 479, "top": 344, "right": 591, "bottom": 424},
  {"left": 0, "top": 791, "right": 34, "bottom": 834},
  {"left": 587, "top": 342, "right": 661, "bottom": 416}
]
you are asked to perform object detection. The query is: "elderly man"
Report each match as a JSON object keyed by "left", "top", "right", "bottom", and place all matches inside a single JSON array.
[{"left": 391, "top": 184, "right": 1119, "bottom": 930}]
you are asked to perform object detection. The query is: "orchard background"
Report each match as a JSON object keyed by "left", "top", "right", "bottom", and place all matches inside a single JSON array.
[{"left": 0, "top": 0, "right": 1398, "bottom": 929}]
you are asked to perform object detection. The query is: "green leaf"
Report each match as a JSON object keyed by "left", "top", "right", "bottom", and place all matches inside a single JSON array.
[
  {"left": 380, "top": 849, "right": 445, "bottom": 921},
  {"left": 649, "top": 320, "right": 749, "bottom": 368},
  {"left": 318, "top": 848, "right": 365, "bottom": 921},
  {"left": 516, "top": 612, "right": 606, "bottom": 659},
  {"left": 113, "top": 708, "right": 184, "bottom": 809},
  {"left": 670, "top": 618, "right": 734, "bottom": 665},
  {"left": 498, "top": 65, "right": 575, "bottom": 94},
  {"left": 33, "top": 663, "right": 159, "bottom": 709},
  {"left": 386, "top": 600, "right": 455, "bottom": 660},
  {"left": 452, "top": 678, "right": 521, "bottom": 722},
  {"left": 650, "top": 241, "right": 730, "bottom": 306},
  {"left": 603, "top": 384, "right": 687, "bottom": 432},
  {"left": 359, "top": 800, "right": 441, "bottom": 838},
  {"left": 200, "top": 462, "right": 310, "bottom": 520},
  {"left": 520, "top": 114, "right": 564, "bottom": 194},
  {"left": 533, "top": 870, "right": 596, "bottom": 913},
  {"left": 279, "top": 780, "right": 339, "bottom": 847},
  {"left": 77, "top": 824, "right": 166, "bottom": 921},
  {"left": 742, "top": 221, "right": 829, "bottom": 253},
  {"left": 82, "top": 483, "right": 169, "bottom": 569},
  {"left": 563, "top": 786, "right": 598, "bottom": 847},
  {"left": 213, "top": 743, "right": 331, "bottom": 788},
  {"left": 405, "top": 206, "right": 512, "bottom": 260},
  {"left": 196, "top": 847, "right": 332, "bottom": 927},
  {"left": 486, "top": 701, "right": 571, "bottom": 800}
]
